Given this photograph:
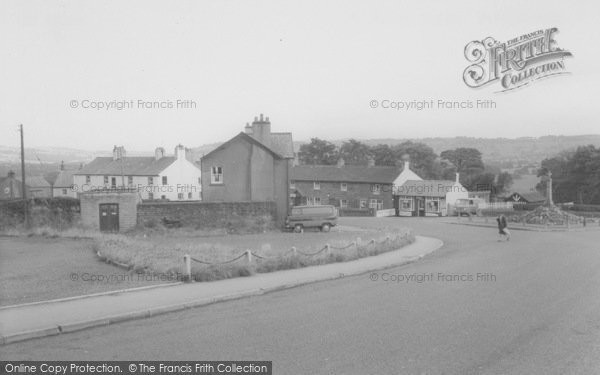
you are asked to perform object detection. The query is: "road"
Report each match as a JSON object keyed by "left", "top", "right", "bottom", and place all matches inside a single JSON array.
[{"left": 2, "top": 218, "right": 600, "bottom": 374}]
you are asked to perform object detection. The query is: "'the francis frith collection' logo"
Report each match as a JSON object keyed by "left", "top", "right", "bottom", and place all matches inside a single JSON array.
[{"left": 463, "top": 28, "right": 572, "bottom": 92}]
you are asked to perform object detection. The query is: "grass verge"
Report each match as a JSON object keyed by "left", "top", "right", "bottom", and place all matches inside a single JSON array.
[{"left": 93, "top": 228, "right": 415, "bottom": 282}]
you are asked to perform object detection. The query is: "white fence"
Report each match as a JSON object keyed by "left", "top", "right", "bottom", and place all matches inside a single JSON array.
[{"left": 376, "top": 209, "right": 396, "bottom": 217}]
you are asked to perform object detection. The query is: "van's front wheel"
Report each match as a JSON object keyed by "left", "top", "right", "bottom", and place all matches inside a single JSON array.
[
  {"left": 321, "top": 223, "right": 331, "bottom": 232},
  {"left": 294, "top": 224, "right": 304, "bottom": 233}
]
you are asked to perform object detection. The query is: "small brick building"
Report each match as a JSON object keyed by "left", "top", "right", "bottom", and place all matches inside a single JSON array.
[{"left": 80, "top": 191, "right": 141, "bottom": 232}]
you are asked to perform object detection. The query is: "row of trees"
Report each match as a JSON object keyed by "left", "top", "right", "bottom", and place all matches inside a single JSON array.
[
  {"left": 298, "top": 138, "right": 513, "bottom": 196},
  {"left": 537, "top": 145, "right": 600, "bottom": 204}
]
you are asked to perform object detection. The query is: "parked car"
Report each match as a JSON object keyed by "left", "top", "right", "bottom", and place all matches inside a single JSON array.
[
  {"left": 285, "top": 205, "right": 338, "bottom": 233},
  {"left": 454, "top": 198, "right": 485, "bottom": 216}
]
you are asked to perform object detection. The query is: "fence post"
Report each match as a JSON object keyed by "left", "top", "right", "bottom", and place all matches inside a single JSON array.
[
  {"left": 183, "top": 254, "right": 192, "bottom": 282},
  {"left": 325, "top": 244, "right": 330, "bottom": 255},
  {"left": 245, "top": 250, "right": 252, "bottom": 265},
  {"left": 291, "top": 246, "right": 297, "bottom": 256}
]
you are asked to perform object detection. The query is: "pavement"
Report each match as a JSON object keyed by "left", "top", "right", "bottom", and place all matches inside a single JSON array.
[
  {"left": 450, "top": 216, "right": 600, "bottom": 232},
  {"left": 0, "top": 235, "right": 442, "bottom": 345}
]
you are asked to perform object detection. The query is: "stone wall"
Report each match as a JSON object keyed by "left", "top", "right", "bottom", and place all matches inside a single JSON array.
[{"left": 137, "top": 200, "right": 277, "bottom": 229}]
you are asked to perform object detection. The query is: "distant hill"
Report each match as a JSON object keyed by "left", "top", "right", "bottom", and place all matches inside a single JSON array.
[
  {"left": 1, "top": 135, "right": 598, "bottom": 178},
  {"left": 317, "top": 135, "right": 600, "bottom": 165}
]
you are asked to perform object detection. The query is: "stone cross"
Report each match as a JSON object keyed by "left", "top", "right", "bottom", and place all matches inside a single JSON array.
[{"left": 546, "top": 171, "right": 554, "bottom": 206}]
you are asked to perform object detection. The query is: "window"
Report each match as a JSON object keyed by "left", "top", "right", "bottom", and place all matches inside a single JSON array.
[
  {"left": 313, "top": 181, "right": 320, "bottom": 190},
  {"left": 148, "top": 193, "right": 154, "bottom": 200},
  {"left": 340, "top": 199, "right": 348, "bottom": 208},
  {"left": 188, "top": 192, "right": 192, "bottom": 199},
  {"left": 359, "top": 199, "right": 367, "bottom": 209},
  {"left": 371, "top": 184, "right": 381, "bottom": 195},
  {"left": 85, "top": 175, "right": 91, "bottom": 184},
  {"left": 340, "top": 183, "right": 347, "bottom": 192},
  {"left": 162, "top": 176, "right": 168, "bottom": 185},
  {"left": 148, "top": 177, "right": 154, "bottom": 185},
  {"left": 369, "top": 199, "right": 377, "bottom": 209},
  {"left": 314, "top": 197, "right": 321, "bottom": 205},
  {"left": 401, "top": 198, "right": 413, "bottom": 210},
  {"left": 128, "top": 176, "right": 133, "bottom": 185},
  {"left": 161, "top": 195, "right": 166, "bottom": 200},
  {"left": 111, "top": 177, "right": 117, "bottom": 188},
  {"left": 369, "top": 199, "right": 383, "bottom": 210},
  {"left": 426, "top": 198, "right": 440, "bottom": 212},
  {"left": 211, "top": 166, "right": 223, "bottom": 184},
  {"left": 62, "top": 189, "right": 67, "bottom": 195},
  {"left": 177, "top": 193, "right": 184, "bottom": 200},
  {"left": 103, "top": 176, "right": 109, "bottom": 185},
  {"left": 290, "top": 181, "right": 296, "bottom": 190}
]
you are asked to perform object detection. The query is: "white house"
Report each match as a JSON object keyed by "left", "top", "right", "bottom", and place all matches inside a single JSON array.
[
  {"left": 74, "top": 145, "right": 202, "bottom": 201},
  {"left": 395, "top": 173, "right": 469, "bottom": 217},
  {"left": 392, "top": 160, "right": 423, "bottom": 193}
]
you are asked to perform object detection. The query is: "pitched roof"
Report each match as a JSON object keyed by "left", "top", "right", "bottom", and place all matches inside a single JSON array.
[
  {"left": 291, "top": 165, "right": 401, "bottom": 184},
  {"left": 26, "top": 176, "right": 51, "bottom": 188},
  {"left": 396, "top": 179, "right": 462, "bottom": 197},
  {"left": 75, "top": 156, "right": 176, "bottom": 176},
  {"left": 202, "top": 132, "right": 285, "bottom": 160},
  {"left": 507, "top": 191, "right": 546, "bottom": 203},
  {"left": 53, "top": 170, "right": 76, "bottom": 188},
  {"left": 268, "top": 132, "right": 294, "bottom": 158}
]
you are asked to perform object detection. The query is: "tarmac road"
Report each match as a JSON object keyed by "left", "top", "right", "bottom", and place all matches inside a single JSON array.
[{"left": 2, "top": 218, "right": 600, "bottom": 375}]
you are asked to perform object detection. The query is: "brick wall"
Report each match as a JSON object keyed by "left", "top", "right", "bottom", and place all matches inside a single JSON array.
[
  {"left": 137, "top": 201, "right": 276, "bottom": 229},
  {"left": 80, "top": 192, "right": 140, "bottom": 231}
]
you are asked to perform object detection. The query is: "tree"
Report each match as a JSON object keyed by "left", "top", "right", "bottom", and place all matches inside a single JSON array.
[
  {"left": 495, "top": 172, "right": 513, "bottom": 196},
  {"left": 339, "top": 139, "right": 373, "bottom": 165},
  {"left": 537, "top": 145, "right": 600, "bottom": 204},
  {"left": 391, "top": 141, "right": 439, "bottom": 178},
  {"left": 371, "top": 144, "right": 397, "bottom": 166},
  {"left": 440, "top": 148, "right": 485, "bottom": 184},
  {"left": 298, "top": 138, "right": 339, "bottom": 165}
]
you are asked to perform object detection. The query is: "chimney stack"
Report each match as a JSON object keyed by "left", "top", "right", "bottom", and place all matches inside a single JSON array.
[
  {"left": 155, "top": 147, "right": 165, "bottom": 160},
  {"left": 250, "top": 113, "right": 271, "bottom": 146},
  {"left": 455, "top": 172, "right": 460, "bottom": 183},
  {"left": 112, "top": 145, "right": 126, "bottom": 161},
  {"left": 174, "top": 144, "right": 186, "bottom": 160},
  {"left": 244, "top": 122, "right": 253, "bottom": 135}
]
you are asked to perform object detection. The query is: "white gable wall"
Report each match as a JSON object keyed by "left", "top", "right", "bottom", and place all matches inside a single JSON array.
[
  {"left": 158, "top": 153, "right": 202, "bottom": 201},
  {"left": 393, "top": 161, "right": 423, "bottom": 193}
]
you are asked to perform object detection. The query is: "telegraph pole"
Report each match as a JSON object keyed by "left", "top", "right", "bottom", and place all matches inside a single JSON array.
[{"left": 19, "top": 124, "right": 29, "bottom": 228}]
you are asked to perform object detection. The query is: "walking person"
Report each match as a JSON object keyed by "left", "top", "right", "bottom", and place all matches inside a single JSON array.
[{"left": 497, "top": 214, "right": 511, "bottom": 241}]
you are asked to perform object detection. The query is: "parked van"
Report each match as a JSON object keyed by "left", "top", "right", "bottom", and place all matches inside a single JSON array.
[{"left": 285, "top": 205, "right": 338, "bottom": 233}]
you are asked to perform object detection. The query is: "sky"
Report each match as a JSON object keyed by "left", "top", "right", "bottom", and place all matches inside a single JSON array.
[{"left": 1, "top": 0, "right": 599, "bottom": 151}]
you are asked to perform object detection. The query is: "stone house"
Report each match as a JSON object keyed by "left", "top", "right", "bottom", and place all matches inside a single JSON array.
[{"left": 200, "top": 114, "right": 294, "bottom": 224}]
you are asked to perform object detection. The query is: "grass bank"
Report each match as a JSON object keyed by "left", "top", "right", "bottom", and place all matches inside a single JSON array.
[{"left": 94, "top": 227, "right": 415, "bottom": 282}]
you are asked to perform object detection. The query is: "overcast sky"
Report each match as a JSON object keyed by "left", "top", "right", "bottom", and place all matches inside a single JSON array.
[{"left": 1, "top": 0, "right": 599, "bottom": 151}]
